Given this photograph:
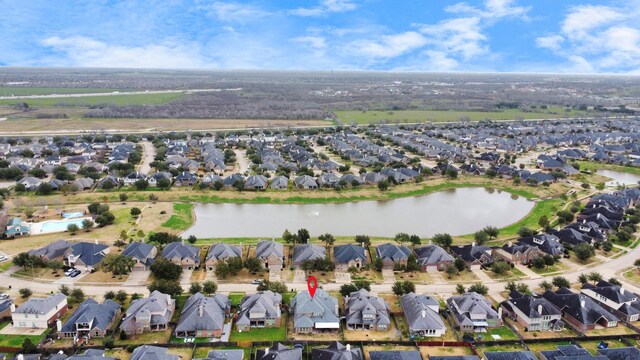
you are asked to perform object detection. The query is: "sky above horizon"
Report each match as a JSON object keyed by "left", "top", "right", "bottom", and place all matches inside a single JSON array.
[{"left": 1, "top": 0, "right": 639, "bottom": 74}]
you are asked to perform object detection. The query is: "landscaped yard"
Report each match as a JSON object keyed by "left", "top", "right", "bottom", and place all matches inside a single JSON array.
[
  {"left": 623, "top": 268, "right": 640, "bottom": 285},
  {"left": 118, "top": 330, "right": 172, "bottom": 345},
  {"left": 584, "top": 325, "right": 637, "bottom": 337},
  {"left": 529, "top": 261, "right": 570, "bottom": 275},
  {"left": 229, "top": 292, "right": 246, "bottom": 306},
  {"left": 229, "top": 316, "right": 287, "bottom": 342},
  {"left": 0, "top": 321, "right": 48, "bottom": 347},
  {"left": 419, "top": 346, "right": 475, "bottom": 358},
  {"left": 442, "top": 269, "right": 478, "bottom": 282},
  {"left": 506, "top": 318, "right": 577, "bottom": 339},
  {"left": 577, "top": 339, "right": 629, "bottom": 355},
  {"left": 76, "top": 270, "right": 128, "bottom": 284},
  {"left": 161, "top": 203, "right": 194, "bottom": 231},
  {"left": 13, "top": 267, "right": 64, "bottom": 280},
  {"left": 485, "top": 267, "right": 526, "bottom": 280}
]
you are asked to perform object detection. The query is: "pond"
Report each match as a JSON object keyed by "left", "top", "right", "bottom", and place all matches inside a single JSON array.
[
  {"left": 180, "top": 187, "right": 534, "bottom": 238},
  {"left": 597, "top": 170, "right": 640, "bottom": 186}
]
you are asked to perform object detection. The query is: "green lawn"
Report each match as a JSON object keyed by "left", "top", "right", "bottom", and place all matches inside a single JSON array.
[
  {"left": 577, "top": 161, "right": 640, "bottom": 176},
  {"left": 498, "top": 198, "right": 564, "bottom": 237},
  {"left": 282, "top": 292, "right": 296, "bottom": 305},
  {"left": 229, "top": 324, "right": 287, "bottom": 341},
  {"left": 0, "top": 92, "right": 184, "bottom": 106},
  {"left": 334, "top": 107, "right": 591, "bottom": 124},
  {"left": 0, "top": 321, "right": 48, "bottom": 347},
  {"left": 162, "top": 203, "right": 194, "bottom": 230},
  {"left": 481, "top": 326, "right": 519, "bottom": 340},
  {"left": 0, "top": 260, "right": 13, "bottom": 271},
  {"left": 229, "top": 292, "right": 246, "bottom": 306}
]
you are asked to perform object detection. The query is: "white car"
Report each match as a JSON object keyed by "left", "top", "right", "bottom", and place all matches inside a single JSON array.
[
  {"left": 0, "top": 255, "right": 7, "bottom": 261},
  {"left": 64, "top": 269, "right": 74, "bottom": 276}
]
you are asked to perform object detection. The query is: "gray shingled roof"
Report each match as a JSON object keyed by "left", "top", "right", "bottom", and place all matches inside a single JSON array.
[
  {"left": 255, "top": 240, "right": 284, "bottom": 260},
  {"left": 345, "top": 289, "right": 390, "bottom": 328},
  {"left": 291, "top": 288, "right": 339, "bottom": 329},
  {"left": 236, "top": 291, "right": 282, "bottom": 326},
  {"left": 28, "top": 240, "right": 72, "bottom": 260},
  {"left": 68, "top": 242, "right": 109, "bottom": 266},
  {"left": 542, "top": 288, "right": 618, "bottom": 326},
  {"left": 130, "top": 346, "right": 179, "bottom": 360},
  {"left": 333, "top": 244, "right": 366, "bottom": 265},
  {"left": 174, "top": 293, "right": 230, "bottom": 334},
  {"left": 400, "top": 292, "right": 445, "bottom": 333},
  {"left": 292, "top": 244, "right": 326, "bottom": 264},
  {"left": 201, "top": 350, "right": 244, "bottom": 360},
  {"left": 122, "top": 242, "right": 156, "bottom": 265},
  {"left": 206, "top": 243, "right": 242, "bottom": 262},
  {"left": 598, "top": 346, "right": 640, "bottom": 360},
  {"left": 413, "top": 245, "right": 454, "bottom": 266},
  {"left": 256, "top": 343, "right": 302, "bottom": 360},
  {"left": 67, "top": 349, "right": 114, "bottom": 360},
  {"left": 14, "top": 293, "right": 66, "bottom": 315},
  {"left": 312, "top": 342, "right": 363, "bottom": 360},
  {"left": 369, "top": 350, "right": 422, "bottom": 360},
  {"left": 120, "top": 291, "right": 173, "bottom": 333},
  {"left": 162, "top": 242, "right": 200, "bottom": 263},
  {"left": 60, "top": 298, "right": 120, "bottom": 333},
  {"left": 447, "top": 292, "right": 499, "bottom": 327},
  {"left": 484, "top": 352, "right": 537, "bottom": 360},
  {"left": 376, "top": 243, "right": 411, "bottom": 262}
]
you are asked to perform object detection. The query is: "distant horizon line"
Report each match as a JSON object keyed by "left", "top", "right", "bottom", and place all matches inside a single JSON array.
[{"left": 1, "top": 65, "right": 639, "bottom": 77}]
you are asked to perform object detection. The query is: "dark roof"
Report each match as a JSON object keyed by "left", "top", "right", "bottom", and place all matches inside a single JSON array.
[
  {"left": 368, "top": 351, "right": 422, "bottom": 360},
  {"left": 334, "top": 244, "right": 366, "bottom": 264},
  {"left": 69, "top": 242, "right": 109, "bottom": 266},
  {"left": 484, "top": 352, "right": 537, "bottom": 360},
  {"left": 598, "top": 347, "right": 640, "bottom": 360},
  {"left": 542, "top": 288, "right": 618, "bottom": 326},
  {"left": 312, "top": 342, "right": 363, "bottom": 360}
]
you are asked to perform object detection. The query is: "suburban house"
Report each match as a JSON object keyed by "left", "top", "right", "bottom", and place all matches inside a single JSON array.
[
  {"left": 174, "top": 292, "right": 231, "bottom": 338},
  {"left": 255, "top": 240, "right": 285, "bottom": 270},
  {"left": 58, "top": 298, "right": 121, "bottom": 340},
  {"left": 413, "top": 244, "right": 454, "bottom": 271},
  {"left": 597, "top": 347, "right": 640, "bottom": 359},
  {"left": 430, "top": 357, "right": 479, "bottom": 360},
  {"left": 123, "top": 172, "right": 147, "bottom": 186},
  {"left": 205, "top": 243, "right": 242, "bottom": 271},
  {"left": 5, "top": 217, "right": 30, "bottom": 238},
  {"left": 333, "top": 244, "right": 367, "bottom": 271},
  {"left": 130, "top": 346, "right": 179, "bottom": 360},
  {"left": 400, "top": 292, "right": 446, "bottom": 337},
  {"left": 580, "top": 280, "right": 640, "bottom": 322},
  {"left": 312, "top": 342, "right": 363, "bottom": 360},
  {"left": 28, "top": 240, "right": 72, "bottom": 261},
  {"left": 500, "top": 291, "right": 564, "bottom": 332},
  {"left": 447, "top": 292, "right": 503, "bottom": 332},
  {"left": 449, "top": 244, "right": 493, "bottom": 269},
  {"left": 375, "top": 243, "right": 411, "bottom": 269},
  {"left": 484, "top": 351, "right": 537, "bottom": 360},
  {"left": 67, "top": 349, "right": 115, "bottom": 360},
  {"left": 540, "top": 344, "right": 597, "bottom": 360},
  {"left": 235, "top": 291, "right": 282, "bottom": 331},
  {"left": 64, "top": 242, "right": 110, "bottom": 271},
  {"left": 291, "top": 289, "right": 339, "bottom": 334},
  {"left": 12, "top": 293, "right": 68, "bottom": 329},
  {"left": 292, "top": 243, "right": 326, "bottom": 268},
  {"left": 294, "top": 175, "right": 318, "bottom": 190},
  {"left": 344, "top": 289, "right": 391, "bottom": 331},
  {"left": 492, "top": 242, "right": 544, "bottom": 266},
  {"left": 0, "top": 298, "right": 12, "bottom": 320},
  {"left": 195, "top": 349, "right": 244, "bottom": 360},
  {"left": 245, "top": 175, "right": 268, "bottom": 190},
  {"left": 369, "top": 351, "right": 422, "bottom": 360},
  {"left": 162, "top": 242, "right": 200, "bottom": 270},
  {"left": 122, "top": 242, "right": 157, "bottom": 271},
  {"left": 517, "top": 234, "right": 565, "bottom": 257},
  {"left": 256, "top": 344, "right": 302, "bottom": 360},
  {"left": 542, "top": 288, "right": 619, "bottom": 333},
  {"left": 119, "top": 291, "right": 175, "bottom": 336}
]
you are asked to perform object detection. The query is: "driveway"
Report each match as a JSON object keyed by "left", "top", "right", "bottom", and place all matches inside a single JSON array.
[
  {"left": 124, "top": 270, "right": 150, "bottom": 286},
  {"left": 179, "top": 269, "right": 194, "bottom": 286},
  {"left": 137, "top": 141, "right": 156, "bottom": 174},
  {"left": 335, "top": 272, "right": 351, "bottom": 284},
  {"left": 219, "top": 322, "right": 232, "bottom": 342},
  {"left": 54, "top": 271, "right": 90, "bottom": 285},
  {"left": 382, "top": 269, "right": 395, "bottom": 284},
  {"left": 470, "top": 267, "right": 493, "bottom": 283},
  {"left": 268, "top": 269, "right": 281, "bottom": 282},
  {"left": 293, "top": 270, "right": 306, "bottom": 283},
  {"left": 515, "top": 264, "right": 542, "bottom": 280}
]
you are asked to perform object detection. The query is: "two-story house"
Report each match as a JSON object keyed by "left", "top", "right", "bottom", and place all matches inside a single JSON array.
[
  {"left": 400, "top": 292, "right": 446, "bottom": 337},
  {"left": 64, "top": 242, "right": 110, "bottom": 271},
  {"left": 162, "top": 242, "right": 200, "bottom": 270},
  {"left": 447, "top": 292, "right": 502, "bottom": 332},
  {"left": 235, "top": 291, "right": 282, "bottom": 331},
  {"left": 580, "top": 281, "right": 640, "bottom": 322},
  {"left": 119, "top": 291, "right": 175, "bottom": 336},
  {"left": 205, "top": 243, "right": 242, "bottom": 271},
  {"left": 174, "top": 293, "right": 231, "bottom": 338},
  {"left": 122, "top": 242, "right": 157, "bottom": 271},
  {"left": 345, "top": 289, "right": 391, "bottom": 331},
  {"left": 12, "top": 293, "right": 68, "bottom": 329},
  {"left": 500, "top": 291, "right": 564, "bottom": 332},
  {"left": 333, "top": 244, "right": 367, "bottom": 271},
  {"left": 255, "top": 240, "right": 285, "bottom": 270},
  {"left": 291, "top": 288, "right": 339, "bottom": 334},
  {"left": 58, "top": 299, "right": 121, "bottom": 340}
]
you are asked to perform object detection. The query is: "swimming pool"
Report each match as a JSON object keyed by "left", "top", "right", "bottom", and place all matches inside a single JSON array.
[
  {"left": 37, "top": 217, "right": 92, "bottom": 234},
  {"left": 62, "top": 212, "right": 85, "bottom": 219}
]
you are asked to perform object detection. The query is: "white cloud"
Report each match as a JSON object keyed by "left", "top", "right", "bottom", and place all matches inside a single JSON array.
[
  {"left": 535, "top": 3, "right": 640, "bottom": 73},
  {"left": 351, "top": 32, "right": 427, "bottom": 58},
  {"left": 419, "top": 17, "right": 487, "bottom": 60},
  {"left": 445, "top": 0, "right": 530, "bottom": 21},
  {"left": 197, "top": 1, "right": 270, "bottom": 22},
  {"left": 289, "top": 0, "right": 357, "bottom": 17},
  {"left": 41, "top": 36, "right": 211, "bottom": 69},
  {"left": 292, "top": 36, "right": 326, "bottom": 49}
]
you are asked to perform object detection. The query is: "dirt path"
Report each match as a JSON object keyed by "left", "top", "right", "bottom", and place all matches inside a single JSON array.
[
  {"left": 233, "top": 149, "right": 250, "bottom": 174},
  {"left": 137, "top": 141, "right": 156, "bottom": 174}
]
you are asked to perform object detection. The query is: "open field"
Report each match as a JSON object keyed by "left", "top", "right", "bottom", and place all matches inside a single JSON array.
[
  {"left": 577, "top": 160, "right": 640, "bottom": 176},
  {"left": 0, "top": 92, "right": 184, "bottom": 106},
  {"left": 334, "top": 107, "right": 590, "bottom": 124},
  {"left": 0, "top": 87, "right": 122, "bottom": 96},
  {"left": 162, "top": 203, "right": 194, "bottom": 231},
  {"left": 0, "top": 116, "right": 330, "bottom": 133}
]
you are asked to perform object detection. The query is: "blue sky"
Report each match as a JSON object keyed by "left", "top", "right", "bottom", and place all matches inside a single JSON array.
[{"left": 1, "top": 0, "right": 639, "bottom": 73}]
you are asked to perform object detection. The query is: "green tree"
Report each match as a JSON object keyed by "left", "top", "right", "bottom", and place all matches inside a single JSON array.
[
  {"left": 574, "top": 243, "right": 595, "bottom": 261},
  {"left": 101, "top": 254, "right": 136, "bottom": 275},
  {"left": 104, "top": 290, "right": 116, "bottom": 300},
  {"left": 150, "top": 258, "right": 183, "bottom": 281},
  {"left": 81, "top": 219, "right": 94, "bottom": 231},
  {"left": 148, "top": 280, "right": 183, "bottom": 297},
  {"left": 67, "top": 223, "right": 80, "bottom": 234},
  {"left": 69, "top": 288, "right": 86, "bottom": 304},
  {"left": 130, "top": 207, "right": 142, "bottom": 217},
  {"left": 244, "top": 257, "right": 264, "bottom": 273},
  {"left": 578, "top": 273, "right": 589, "bottom": 284},
  {"left": 409, "top": 234, "right": 421, "bottom": 246},
  {"left": 602, "top": 241, "right": 613, "bottom": 252},
  {"left": 473, "top": 231, "right": 489, "bottom": 245},
  {"left": 36, "top": 183, "right": 53, "bottom": 195},
  {"left": 532, "top": 257, "right": 546, "bottom": 269},
  {"left": 19, "top": 288, "right": 32, "bottom": 298},
  {"left": 432, "top": 233, "right": 453, "bottom": 248},
  {"left": 119, "top": 193, "right": 128, "bottom": 202},
  {"left": 491, "top": 261, "right": 511, "bottom": 275},
  {"left": 455, "top": 284, "right": 466, "bottom": 295},
  {"left": 95, "top": 210, "right": 116, "bottom": 227},
  {"left": 539, "top": 281, "right": 553, "bottom": 291},
  {"left": 256, "top": 280, "right": 288, "bottom": 294},
  {"left": 203, "top": 280, "right": 217, "bottom": 295},
  {"left": 377, "top": 179, "right": 389, "bottom": 191},
  {"left": 115, "top": 290, "right": 128, "bottom": 303},
  {"left": 189, "top": 282, "right": 203, "bottom": 294},
  {"left": 21, "top": 338, "right": 38, "bottom": 354},
  {"left": 468, "top": 283, "right": 488, "bottom": 295},
  {"left": 588, "top": 272, "right": 603, "bottom": 284},
  {"left": 394, "top": 232, "right": 410, "bottom": 245},
  {"left": 297, "top": 228, "right": 310, "bottom": 244},
  {"left": 187, "top": 235, "right": 197, "bottom": 244},
  {"left": 59, "top": 284, "right": 70, "bottom": 295},
  {"left": 517, "top": 227, "right": 536, "bottom": 237},
  {"left": 538, "top": 215, "right": 550, "bottom": 229},
  {"left": 552, "top": 276, "right": 570, "bottom": 289},
  {"left": 454, "top": 257, "right": 466, "bottom": 272},
  {"left": 319, "top": 233, "right": 335, "bottom": 248},
  {"left": 134, "top": 179, "right": 149, "bottom": 190},
  {"left": 392, "top": 281, "right": 415, "bottom": 296},
  {"left": 355, "top": 235, "right": 371, "bottom": 247}
]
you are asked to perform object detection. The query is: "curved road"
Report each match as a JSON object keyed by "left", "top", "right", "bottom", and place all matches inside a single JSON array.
[{"left": 2, "top": 241, "right": 639, "bottom": 298}]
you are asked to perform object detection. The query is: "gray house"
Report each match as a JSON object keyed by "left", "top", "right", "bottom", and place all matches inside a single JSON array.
[
  {"left": 345, "top": 289, "right": 390, "bottom": 331},
  {"left": 292, "top": 243, "right": 326, "bottom": 268},
  {"left": 255, "top": 240, "right": 285, "bottom": 270},
  {"left": 235, "top": 291, "right": 282, "bottom": 331},
  {"left": 174, "top": 292, "right": 231, "bottom": 338},
  {"left": 196, "top": 350, "right": 244, "bottom": 360},
  {"left": 120, "top": 291, "right": 175, "bottom": 336},
  {"left": 58, "top": 299, "right": 121, "bottom": 340},
  {"left": 245, "top": 175, "right": 268, "bottom": 190},
  {"left": 205, "top": 243, "right": 242, "bottom": 271},
  {"left": 28, "top": 240, "right": 72, "bottom": 261},
  {"left": 64, "top": 242, "right": 110, "bottom": 271},
  {"left": 333, "top": 244, "right": 367, "bottom": 271},
  {"left": 400, "top": 292, "right": 446, "bottom": 337},
  {"left": 162, "top": 242, "right": 200, "bottom": 270},
  {"left": 312, "top": 342, "right": 363, "bottom": 360},
  {"left": 369, "top": 351, "right": 422, "bottom": 360},
  {"left": 447, "top": 292, "right": 502, "bottom": 332},
  {"left": 256, "top": 343, "right": 301, "bottom": 360},
  {"left": 413, "top": 244, "right": 455, "bottom": 271},
  {"left": 291, "top": 288, "right": 339, "bottom": 333},
  {"left": 484, "top": 352, "right": 537, "bottom": 360},
  {"left": 270, "top": 176, "right": 289, "bottom": 190},
  {"left": 67, "top": 350, "right": 114, "bottom": 360},
  {"left": 376, "top": 243, "right": 411, "bottom": 269},
  {"left": 122, "top": 242, "right": 157, "bottom": 271},
  {"left": 294, "top": 175, "right": 318, "bottom": 190},
  {"left": 500, "top": 292, "right": 563, "bottom": 332},
  {"left": 130, "top": 346, "right": 179, "bottom": 360}
]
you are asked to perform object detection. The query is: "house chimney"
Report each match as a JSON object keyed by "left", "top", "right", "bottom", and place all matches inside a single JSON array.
[
  {"left": 56, "top": 319, "right": 62, "bottom": 332},
  {"left": 95, "top": 239, "right": 99, "bottom": 245},
  {"left": 181, "top": 238, "right": 185, "bottom": 245},
  {"left": 537, "top": 304, "right": 543, "bottom": 315},
  {"left": 620, "top": 286, "right": 625, "bottom": 295},
  {"left": 471, "top": 242, "right": 476, "bottom": 247},
  {"left": 580, "top": 299, "right": 586, "bottom": 308},
  {"left": 10, "top": 303, "right": 15, "bottom": 312},
  {"left": 18, "top": 355, "right": 23, "bottom": 360},
  {"left": 498, "top": 307, "right": 502, "bottom": 318},
  {"left": 264, "top": 348, "right": 269, "bottom": 355},
  {"left": 198, "top": 304, "right": 204, "bottom": 317},
  {"left": 508, "top": 241, "right": 513, "bottom": 247},
  {"left": 421, "top": 310, "right": 426, "bottom": 318},
  {"left": 346, "top": 344, "right": 351, "bottom": 352}
]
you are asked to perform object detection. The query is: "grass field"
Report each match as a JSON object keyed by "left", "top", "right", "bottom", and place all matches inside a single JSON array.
[
  {"left": 334, "top": 107, "right": 590, "bottom": 124},
  {"left": 0, "top": 92, "right": 184, "bottom": 106},
  {"left": 162, "top": 203, "right": 194, "bottom": 231},
  {"left": 229, "top": 323, "right": 287, "bottom": 341},
  {"left": 577, "top": 161, "right": 640, "bottom": 176},
  {"left": 0, "top": 321, "right": 48, "bottom": 347},
  {"left": 0, "top": 87, "right": 122, "bottom": 96}
]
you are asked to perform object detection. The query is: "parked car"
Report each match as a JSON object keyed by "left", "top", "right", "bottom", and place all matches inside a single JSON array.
[
  {"left": 0, "top": 255, "right": 7, "bottom": 261},
  {"left": 70, "top": 269, "right": 81, "bottom": 277},
  {"left": 64, "top": 269, "right": 74, "bottom": 276},
  {"left": 0, "top": 293, "right": 9, "bottom": 300},
  {"left": 251, "top": 279, "right": 263, "bottom": 285}
]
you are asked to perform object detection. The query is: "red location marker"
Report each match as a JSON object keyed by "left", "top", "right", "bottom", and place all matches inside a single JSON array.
[{"left": 307, "top": 275, "right": 318, "bottom": 299}]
